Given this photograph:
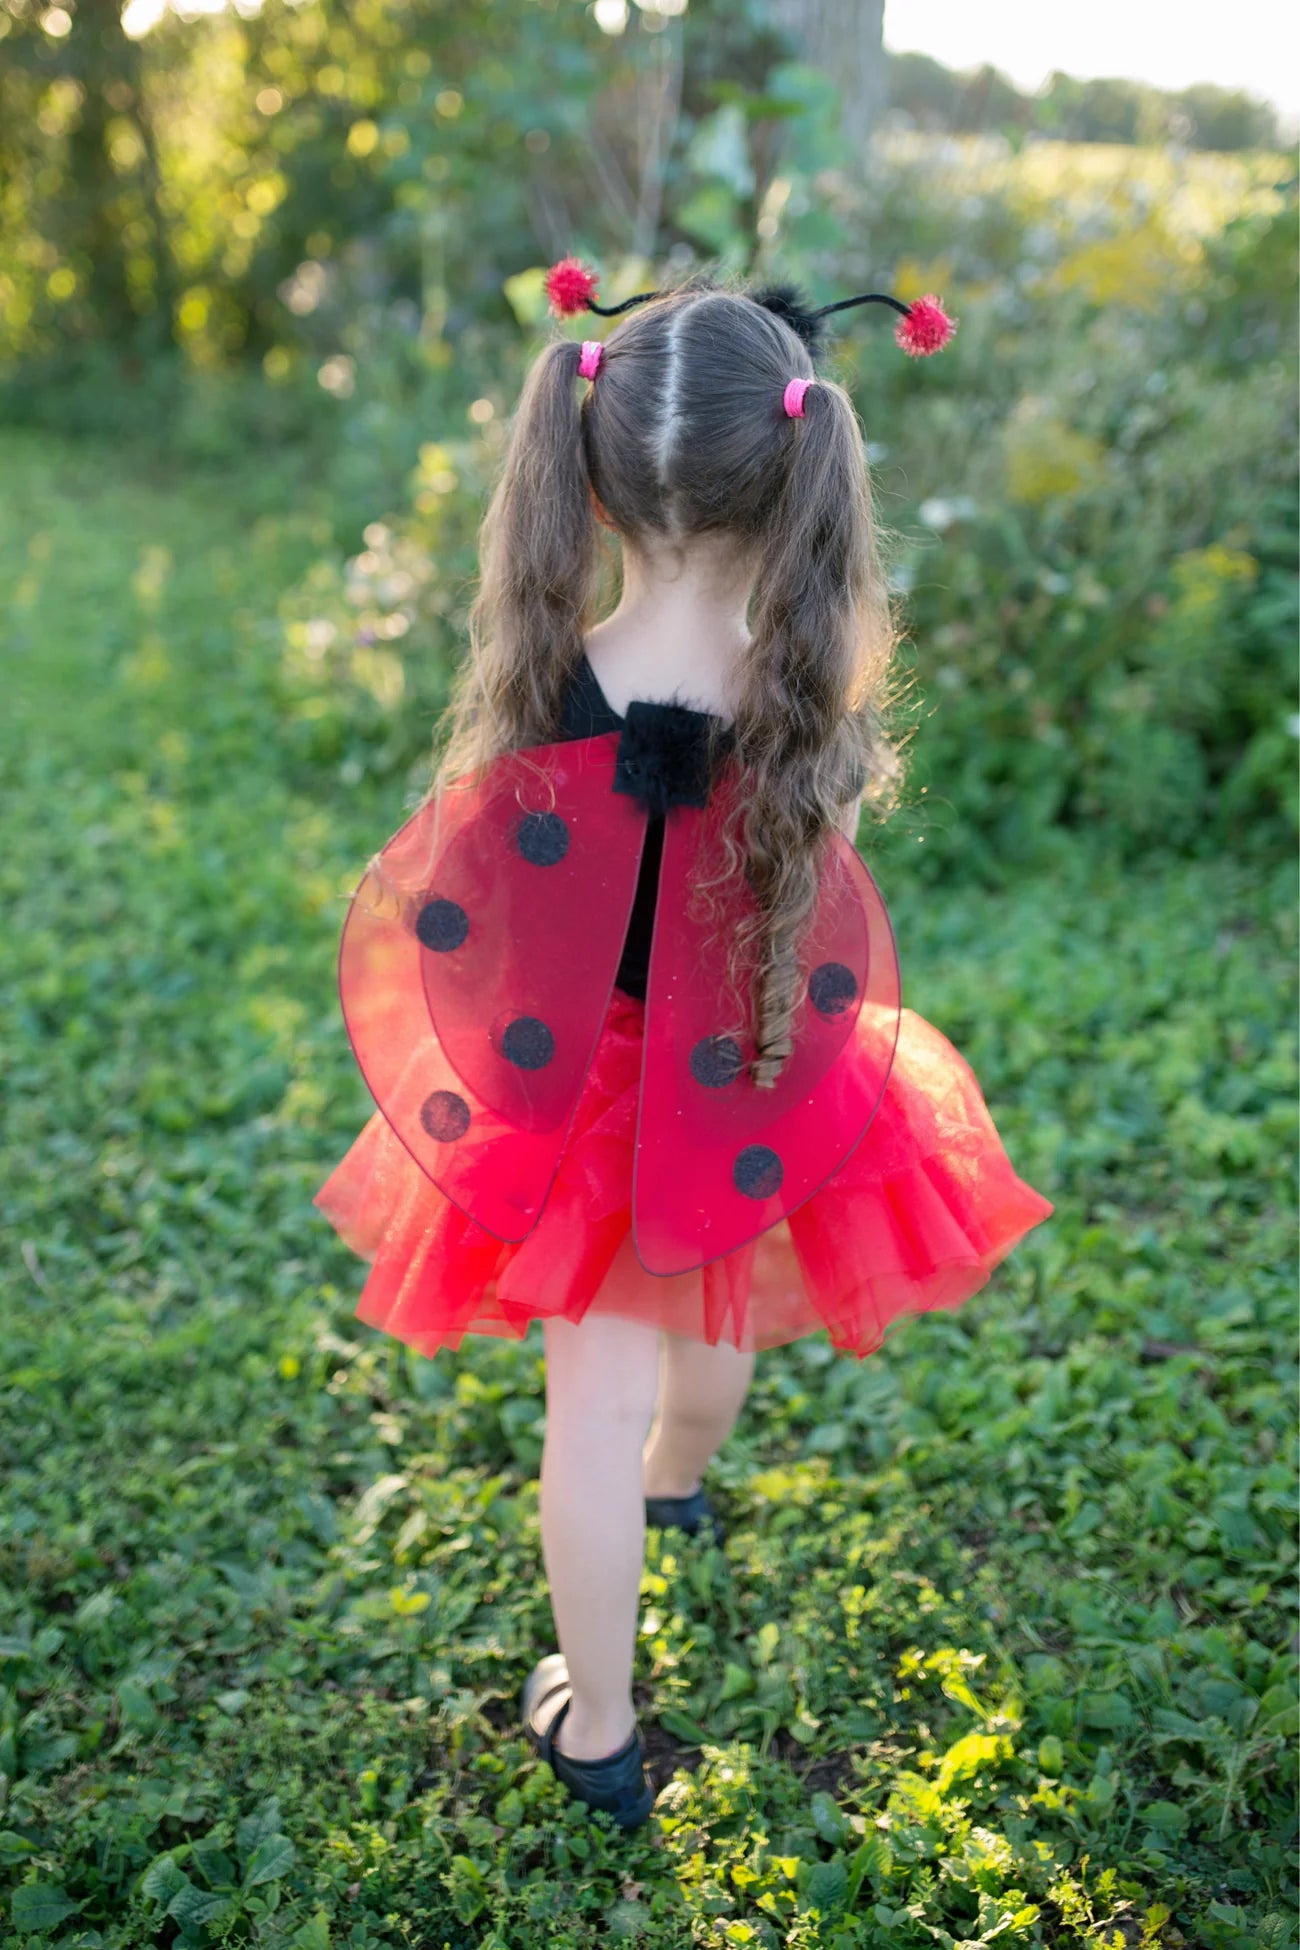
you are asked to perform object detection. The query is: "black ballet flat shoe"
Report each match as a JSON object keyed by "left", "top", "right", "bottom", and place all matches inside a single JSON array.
[
  {"left": 520, "top": 1652, "right": 655, "bottom": 1831},
  {"left": 644, "top": 1484, "right": 726, "bottom": 1547}
]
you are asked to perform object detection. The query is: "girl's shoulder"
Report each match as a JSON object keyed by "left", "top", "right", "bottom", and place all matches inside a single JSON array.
[
  {"left": 553, "top": 651, "right": 734, "bottom": 819},
  {"left": 556, "top": 650, "right": 625, "bottom": 743},
  {"left": 556, "top": 650, "right": 731, "bottom": 751}
]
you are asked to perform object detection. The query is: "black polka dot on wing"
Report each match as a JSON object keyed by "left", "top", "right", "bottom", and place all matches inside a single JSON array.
[
  {"left": 500, "top": 1016, "right": 555, "bottom": 1071},
  {"left": 809, "top": 960, "right": 857, "bottom": 1017},
  {"left": 419, "top": 1089, "right": 471, "bottom": 1143},
  {"left": 733, "top": 1144, "right": 783, "bottom": 1200},
  {"left": 517, "top": 810, "right": 569, "bottom": 866},
  {"left": 416, "top": 897, "right": 469, "bottom": 953},
  {"left": 690, "top": 1034, "right": 743, "bottom": 1089}
]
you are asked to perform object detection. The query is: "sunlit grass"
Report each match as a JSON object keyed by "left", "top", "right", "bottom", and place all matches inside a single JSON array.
[{"left": 0, "top": 425, "right": 1294, "bottom": 1948}]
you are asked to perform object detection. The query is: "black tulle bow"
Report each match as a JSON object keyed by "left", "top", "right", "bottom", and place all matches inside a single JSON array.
[{"left": 612, "top": 701, "right": 733, "bottom": 818}]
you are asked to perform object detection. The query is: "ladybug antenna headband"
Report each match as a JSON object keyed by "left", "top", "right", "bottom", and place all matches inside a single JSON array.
[{"left": 543, "top": 257, "right": 956, "bottom": 360}]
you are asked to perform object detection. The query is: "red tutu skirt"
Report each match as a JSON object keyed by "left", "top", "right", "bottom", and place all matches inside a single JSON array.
[{"left": 314, "top": 988, "right": 1054, "bottom": 1359}]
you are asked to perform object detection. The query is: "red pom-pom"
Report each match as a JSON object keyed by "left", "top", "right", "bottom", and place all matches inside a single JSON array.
[
  {"left": 894, "top": 294, "right": 955, "bottom": 358},
  {"left": 545, "top": 257, "right": 599, "bottom": 318}
]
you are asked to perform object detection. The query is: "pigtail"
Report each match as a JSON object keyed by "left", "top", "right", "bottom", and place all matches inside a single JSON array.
[
  {"left": 433, "top": 338, "right": 598, "bottom": 792},
  {"left": 733, "top": 377, "right": 896, "bottom": 1090}
]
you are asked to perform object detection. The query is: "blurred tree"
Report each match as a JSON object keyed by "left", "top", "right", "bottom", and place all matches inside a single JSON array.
[
  {"left": 885, "top": 55, "right": 1280, "bottom": 152},
  {"left": 0, "top": 0, "right": 1285, "bottom": 387},
  {"left": 1175, "top": 84, "right": 1280, "bottom": 151},
  {"left": 1041, "top": 73, "right": 1146, "bottom": 143},
  {"left": 953, "top": 62, "right": 1034, "bottom": 135},
  {"left": 0, "top": 0, "right": 174, "bottom": 354},
  {"left": 883, "top": 51, "right": 958, "bottom": 130},
  {"left": 575, "top": 8, "right": 686, "bottom": 261},
  {"left": 886, "top": 51, "right": 1036, "bottom": 137},
  {"left": 754, "top": 0, "right": 885, "bottom": 151}
]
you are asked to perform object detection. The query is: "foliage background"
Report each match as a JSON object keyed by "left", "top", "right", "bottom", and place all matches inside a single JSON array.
[{"left": 0, "top": 1, "right": 1296, "bottom": 1945}]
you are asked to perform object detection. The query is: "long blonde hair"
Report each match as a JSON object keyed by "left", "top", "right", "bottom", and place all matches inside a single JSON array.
[{"left": 432, "top": 277, "right": 905, "bottom": 1087}]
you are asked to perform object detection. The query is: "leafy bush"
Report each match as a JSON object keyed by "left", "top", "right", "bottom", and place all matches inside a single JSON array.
[
  {"left": 269, "top": 139, "right": 1298, "bottom": 884},
  {"left": 5, "top": 4, "right": 1292, "bottom": 879}
]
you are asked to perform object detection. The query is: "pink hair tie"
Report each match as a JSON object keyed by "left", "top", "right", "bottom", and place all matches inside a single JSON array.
[
  {"left": 578, "top": 339, "right": 604, "bottom": 380},
  {"left": 783, "top": 376, "right": 814, "bottom": 418}
]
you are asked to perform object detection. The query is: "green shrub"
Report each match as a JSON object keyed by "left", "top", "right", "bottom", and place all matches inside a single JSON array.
[{"left": 270, "top": 141, "right": 1298, "bottom": 882}]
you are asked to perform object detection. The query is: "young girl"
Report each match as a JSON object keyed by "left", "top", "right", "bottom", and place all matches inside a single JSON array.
[{"left": 314, "top": 264, "right": 1054, "bottom": 1831}]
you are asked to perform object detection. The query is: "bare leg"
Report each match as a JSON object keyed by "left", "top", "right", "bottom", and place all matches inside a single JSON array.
[
  {"left": 539, "top": 1311, "right": 661, "bottom": 1762},
  {"left": 641, "top": 1329, "right": 756, "bottom": 1500}
]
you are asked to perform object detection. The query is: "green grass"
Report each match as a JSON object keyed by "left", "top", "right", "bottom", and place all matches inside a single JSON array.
[{"left": 0, "top": 430, "right": 1295, "bottom": 1949}]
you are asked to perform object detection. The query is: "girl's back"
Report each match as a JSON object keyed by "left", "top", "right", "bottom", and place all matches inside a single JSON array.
[
  {"left": 318, "top": 265, "right": 1051, "bottom": 1359},
  {"left": 313, "top": 264, "right": 1052, "bottom": 1831}
]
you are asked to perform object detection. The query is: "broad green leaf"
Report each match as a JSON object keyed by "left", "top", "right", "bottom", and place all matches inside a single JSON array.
[
  {"left": 810, "top": 1790, "right": 851, "bottom": 1843},
  {"left": 237, "top": 1799, "right": 283, "bottom": 1861},
  {"left": 243, "top": 1834, "right": 295, "bottom": 1887},
  {"left": 719, "top": 1661, "right": 754, "bottom": 1701},
  {"left": 141, "top": 1853, "right": 190, "bottom": 1903},
  {"left": 12, "top": 1885, "right": 80, "bottom": 1929}
]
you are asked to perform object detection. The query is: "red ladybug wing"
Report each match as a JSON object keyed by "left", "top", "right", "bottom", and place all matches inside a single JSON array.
[
  {"left": 337, "top": 732, "right": 645, "bottom": 1241},
  {"left": 634, "top": 795, "right": 901, "bottom": 1275}
]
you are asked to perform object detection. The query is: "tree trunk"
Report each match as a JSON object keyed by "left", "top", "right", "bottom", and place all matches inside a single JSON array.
[
  {"left": 757, "top": 0, "right": 887, "bottom": 155},
  {"left": 63, "top": 0, "right": 175, "bottom": 347}
]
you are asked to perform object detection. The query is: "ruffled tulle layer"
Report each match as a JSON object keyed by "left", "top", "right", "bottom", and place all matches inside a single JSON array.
[{"left": 314, "top": 988, "right": 1054, "bottom": 1359}]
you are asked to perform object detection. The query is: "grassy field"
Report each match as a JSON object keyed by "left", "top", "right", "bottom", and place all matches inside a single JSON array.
[{"left": 0, "top": 430, "right": 1295, "bottom": 1948}]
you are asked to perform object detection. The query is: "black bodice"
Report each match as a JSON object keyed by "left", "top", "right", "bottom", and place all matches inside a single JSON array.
[{"left": 555, "top": 653, "right": 731, "bottom": 1001}]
